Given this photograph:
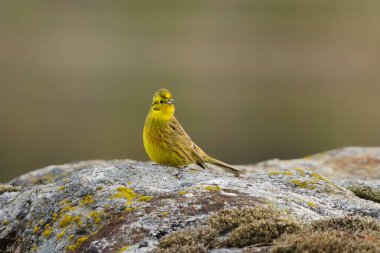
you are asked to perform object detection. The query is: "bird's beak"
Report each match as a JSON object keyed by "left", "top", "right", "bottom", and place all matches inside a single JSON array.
[{"left": 166, "top": 99, "right": 174, "bottom": 105}]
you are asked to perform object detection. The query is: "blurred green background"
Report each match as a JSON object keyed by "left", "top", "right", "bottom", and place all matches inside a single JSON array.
[{"left": 1, "top": 0, "right": 380, "bottom": 182}]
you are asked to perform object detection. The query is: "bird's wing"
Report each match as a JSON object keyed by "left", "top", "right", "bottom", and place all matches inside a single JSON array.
[{"left": 167, "top": 116, "right": 206, "bottom": 166}]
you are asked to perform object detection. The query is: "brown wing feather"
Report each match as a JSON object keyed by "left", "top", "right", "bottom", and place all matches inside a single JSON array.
[{"left": 167, "top": 117, "right": 206, "bottom": 166}]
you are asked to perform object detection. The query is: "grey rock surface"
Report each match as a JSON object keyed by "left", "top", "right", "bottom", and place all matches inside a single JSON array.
[{"left": 0, "top": 147, "right": 379, "bottom": 253}]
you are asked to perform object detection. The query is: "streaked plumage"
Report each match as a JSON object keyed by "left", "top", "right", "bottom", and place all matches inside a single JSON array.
[{"left": 143, "top": 89, "right": 240, "bottom": 177}]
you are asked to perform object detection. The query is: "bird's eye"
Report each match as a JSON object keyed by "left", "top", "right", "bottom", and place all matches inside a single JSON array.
[{"left": 160, "top": 100, "right": 163, "bottom": 104}]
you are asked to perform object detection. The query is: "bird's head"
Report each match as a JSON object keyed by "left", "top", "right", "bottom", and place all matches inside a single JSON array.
[{"left": 150, "top": 88, "right": 175, "bottom": 119}]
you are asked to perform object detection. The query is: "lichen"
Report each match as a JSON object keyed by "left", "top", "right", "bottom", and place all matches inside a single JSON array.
[
  {"left": 138, "top": 195, "right": 153, "bottom": 201},
  {"left": 67, "top": 236, "right": 89, "bottom": 252},
  {"left": 269, "top": 171, "right": 294, "bottom": 176},
  {"left": 3, "top": 219, "right": 9, "bottom": 226},
  {"left": 347, "top": 185, "right": 380, "bottom": 203},
  {"left": 88, "top": 211, "right": 102, "bottom": 224},
  {"left": 57, "top": 231, "right": 66, "bottom": 240},
  {"left": 290, "top": 179, "right": 316, "bottom": 190},
  {"left": 80, "top": 195, "right": 94, "bottom": 206},
  {"left": 60, "top": 215, "right": 74, "bottom": 228},
  {"left": 117, "top": 246, "right": 130, "bottom": 252},
  {"left": 294, "top": 168, "right": 306, "bottom": 177},
  {"left": 58, "top": 186, "right": 65, "bottom": 191},
  {"left": 42, "top": 224, "right": 53, "bottom": 238},
  {"left": 203, "top": 185, "right": 222, "bottom": 191},
  {"left": 178, "top": 191, "right": 187, "bottom": 196},
  {"left": 33, "top": 226, "right": 40, "bottom": 233},
  {"left": 111, "top": 186, "right": 138, "bottom": 200}
]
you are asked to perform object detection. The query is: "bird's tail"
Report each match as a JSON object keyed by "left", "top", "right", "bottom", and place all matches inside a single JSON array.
[{"left": 204, "top": 156, "right": 241, "bottom": 177}]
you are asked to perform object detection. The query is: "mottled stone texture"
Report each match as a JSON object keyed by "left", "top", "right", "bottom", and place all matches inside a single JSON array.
[{"left": 0, "top": 147, "right": 379, "bottom": 253}]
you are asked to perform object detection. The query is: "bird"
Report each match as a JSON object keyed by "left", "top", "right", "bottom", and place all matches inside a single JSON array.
[{"left": 143, "top": 88, "right": 240, "bottom": 177}]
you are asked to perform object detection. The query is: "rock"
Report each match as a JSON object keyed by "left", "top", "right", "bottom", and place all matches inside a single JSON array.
[{"left": 0, "top": 147, "right": 379, "bottom": 253}]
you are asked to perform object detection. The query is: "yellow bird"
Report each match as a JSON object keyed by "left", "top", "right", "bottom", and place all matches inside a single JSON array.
[{"left": 143, "top": 89, "right": 240, "bottom": 177}]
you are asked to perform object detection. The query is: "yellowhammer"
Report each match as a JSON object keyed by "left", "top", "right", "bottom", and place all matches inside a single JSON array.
[{"left": 143, "top": 88, "right": 240, "bottom": 177}]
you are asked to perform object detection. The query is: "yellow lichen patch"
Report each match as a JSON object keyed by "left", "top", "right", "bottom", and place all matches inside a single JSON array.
[
  {"left": 268, "top": 171, "right": 282, "bottom": 176},
  {"left": 81, "top": 195, "right": 94, "bottom": 206},
  {"left": 3, "top": 219, "right": 9, "bottom": 226},
  {"left": 125, "top": 207, "right": 136, "bottom": 212},
  {"left": 111, "top": 187, "right": 138, "bottom": 200},
  {"left": 58, "top": 186, "right": 65, "bottom": 191},
  {"left": 59, "top": 205, "right": 75, "bottom": 215},
  {"left": 269, "top": 171, "right": 294, "bottom": 176},
  {"left": 294, "top": 168, "right": 306, "bottom": 177},
  {"left": 42, "top": 224, "right": 53, "bottom": 238},
  {"left": 60, "top": 215, "right": 74, "bottom": 228},
  {"left": 33, "top": 226, "right": 40, "bottom": 233},
  {"left": 88, "top": 211, "right": 102, "bottom": 224},
  {"left": 161, "top": 212, "right": 168, "bottom": 217},
  {"left": 52, "top": 213, "right": 59, "bottom": 222},
  {"left": 307, "top": 201, "right": 317, "bottom": 207},
  {"left": 111, "top": 186, "right": 152, "bottom": 206},
  {"left": 178, "top": 191, "right": 187, "bottom": 196},
  {"left": 31, "top": 244, "right": 39, "bottom": 252},
  {"left": 311, "top": 172, "right": 334, "bottom": 184},
  {"left": 96, "top": 186, "right": 103, "bottom": 191},
  {"left": 138, "top": 195, "right": 153, "bottom": 201},
  {"left": 73, "top": 216, "right": 81, "bottom": 224},
  {"left": 57, "top": 231, "right": 66, "bottom": 240},
  {"left": 291, "top": 179, "right": 316, "bottom": 190},
  {"left": 204, "top": 186, "right": 222, "bottom": 191},
  {"left": 118, "top": 246, "right": 130, "bottom": 252},
  {"left": 69, "top": 235, "right": 75, "bottom": 241},
  {"left": 67, "top": 236, "right": 89, "bottom": 252}
]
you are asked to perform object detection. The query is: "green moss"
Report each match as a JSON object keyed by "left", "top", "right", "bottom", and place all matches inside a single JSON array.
[
  {"left": 81, "top": 195, "right": 94, "bottom": 206},
  {"left": 67, "top": 236, "right": 89, "bottom": 252},
  {"left": 60, "top": 215, "right": 74, "bottom": 228},
  {"left": 208, "top": 207, "right": 300, "bottom": 247},
  {"left": 42, "top": 224, "right": 53, "bottom": 238},
  {"left": 156, "top": 206, "right": 301, "bottom": 252},
  {"left": 158, "top": 226, "right": 217, "bottom": 249},
  {"left": 272, "top": 230, "right": 380, "bottom": 253},
  {"left": 347, "top": 185, "right": 380, "bottom": 203},
  {"left": 154, "top": 243, "right": 207, "bottom": 253},
  {"left": 309, "top": 216, "right": 380, "bottom": 233}
]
